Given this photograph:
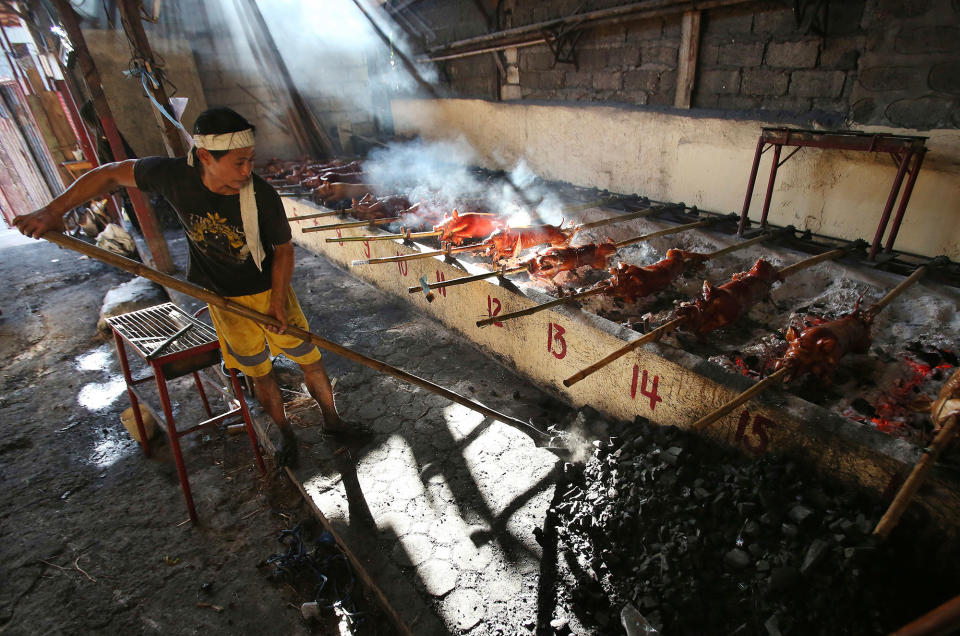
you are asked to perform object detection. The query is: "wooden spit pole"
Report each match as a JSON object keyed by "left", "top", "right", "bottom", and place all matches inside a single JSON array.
[
  {"left": 873, "top": 411, "right": 958, "bottom": 539},
  {"left": 335, "top": 229, "right": 442, "bottom": 243},
  {"left": 408, "top": 266, "right": 527, "bottom": 294},
  {"left": 287, "top": 209, "right": 349, "bottom": 222},
  {"left": 475, "top": 233, "right": 773, "bottom": 326},
  {"left": 613, "top": 218, "right": 714, "bottom": 248},
  {"left": 352, "top": 243, "right": 487, "bottom": 266},
  {"left": 690, "top": 368, "right": 790, "bottom": 431},
  {"left": 562, "top": 246, "right": 849, "bottom": 388},
  {"left": 42, "top": 233, "right": 546, "bottom": 437},
  {"left": 477, "top": 288, "right": 605, "bottom": 328},
  {"left": 691, "top": 265, "right": 928, "bottom": 434},
  {"left": 303, "top": 216, "right": 400, "bottom": 233},
  {"left": 564, "top": 318, "right": 685, "bottom": 387}
]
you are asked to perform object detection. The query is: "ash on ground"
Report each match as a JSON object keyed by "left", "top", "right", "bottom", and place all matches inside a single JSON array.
[{"left": 545, "top": 416, "right": 960, "bottom": 635}]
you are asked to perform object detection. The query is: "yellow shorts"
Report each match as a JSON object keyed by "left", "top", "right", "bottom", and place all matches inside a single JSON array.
[{"left": 207, "top": 286, "right": 322, "bottom": 377}]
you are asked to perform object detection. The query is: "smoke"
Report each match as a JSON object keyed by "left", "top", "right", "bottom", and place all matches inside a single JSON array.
[
  {"left": 256, "top": 0, "right": 435, "bottom": 109},
  {"left": 363, "top": 138, "right": 573, "bottom": 227}
]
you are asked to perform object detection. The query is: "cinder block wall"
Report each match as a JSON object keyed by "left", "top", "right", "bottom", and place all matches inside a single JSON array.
[{"left": 417, "top": 0, "right": 960, "bottom": 131}]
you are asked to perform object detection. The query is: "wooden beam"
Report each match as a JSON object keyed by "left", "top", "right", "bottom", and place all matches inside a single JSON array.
[
  {"left": 50, "top": 0, "right": 174, "bottom": 273},
  {"left": 674, "top": 10, "right": 700, "bottom": 109},
  {"left": 115, "top": 0, "right": 188, "bottom": 157}
]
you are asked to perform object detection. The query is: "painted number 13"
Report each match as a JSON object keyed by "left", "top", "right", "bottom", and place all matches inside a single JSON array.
[{"left": 547, "top": 322, "right": 567, "bottom": 359}]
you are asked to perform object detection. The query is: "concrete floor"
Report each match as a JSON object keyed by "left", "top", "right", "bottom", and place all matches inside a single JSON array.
[{"left": 161, "top": 232, "right": 580, "bottom": 634}]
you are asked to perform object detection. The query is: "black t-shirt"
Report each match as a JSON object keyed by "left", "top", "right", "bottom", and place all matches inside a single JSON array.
[{"left": 134, "top": 157, "right": 291, "bottom": 297}]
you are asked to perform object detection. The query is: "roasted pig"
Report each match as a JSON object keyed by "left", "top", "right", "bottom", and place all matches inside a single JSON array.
[
  {"left": 484, "top": 224, "right": 577, "bottom": 261},
  {"left": 433, "top": 210, "right": 506, "bottom": 245},
  {"left": 598, "top": 249, "right": 709, "bottom": 303},
  {"left": 774, "top": 305, "right": 874, "bottom": 382},
  {"left": 350, "top": 193, "right": 412, "bottom": 220},
  {"left": 523, "top": 241, "right": 619, "bottom": 278},
  {"left": 675, "top": 258, "right": 782, "bottom": 335}
]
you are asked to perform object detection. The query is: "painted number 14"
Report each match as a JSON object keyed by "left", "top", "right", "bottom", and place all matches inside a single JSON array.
[{"left": 630, "top": 365, "right": 662, "bottom": 411}]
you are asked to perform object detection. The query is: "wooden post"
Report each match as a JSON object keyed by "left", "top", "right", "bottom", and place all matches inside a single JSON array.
[
  {"left": 674, "top": 11, "right": 701, "bottom": 109},
  {"left": 115, "top": 0, "right": 188, "bottom": 157},
  {"left": 50, "top": 0, "right": 174, "bottom": 273}
]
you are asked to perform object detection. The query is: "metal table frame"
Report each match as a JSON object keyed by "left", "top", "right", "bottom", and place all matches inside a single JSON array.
[
  {"left": 737, "top": 127, "right": 928, "bottom": 260},
  {"left": 106, "top": 303, "right": 266, "bottom": 523}
]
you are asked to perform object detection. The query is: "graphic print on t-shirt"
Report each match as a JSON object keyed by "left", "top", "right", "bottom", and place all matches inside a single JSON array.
[{"left": 184, "top": 211, "right": 250, "bottom": 266}]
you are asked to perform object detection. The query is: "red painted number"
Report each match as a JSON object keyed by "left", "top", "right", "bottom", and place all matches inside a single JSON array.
[
  {"left": 734, "top": 410, "right": 776, "bottom": 454},
  {"left": 435, "top": 271, "right": 447, "bottom": 298},
  {"left": 547, "top": 322, "right": 567, "bottom": 359},
  {"left": 363, "top": 240, "right": 371, "bottom": 258},
  {"left": 335, "top": 229, "right": 343, "bottom": 246},
  {"left": 630, "top": 365, "right": 662, "bottom": 411},
  {"left": 486, "top": 295, "right": 503, "bottom": 327},
  {"left": 397, "top": 253, "right": 408, "bottom": 276}
]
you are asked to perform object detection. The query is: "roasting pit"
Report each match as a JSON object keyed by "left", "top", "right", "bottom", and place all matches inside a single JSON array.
[{"left": 280, "top": 186, "right": 960, "bottom": 534}]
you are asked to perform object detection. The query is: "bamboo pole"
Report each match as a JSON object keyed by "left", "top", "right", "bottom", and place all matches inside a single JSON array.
[
  {"left": 563, "top": 318, "right": 684, "bottom": 387},
  {"left": 42, "top": 232, "right": 544, "bottom": 437},
  {"left": 352, "top": 243, "right": 486, "bottom": 266},
  {"left": 873, "top": 413, "right": 958, "bottom": 539},
  {"left": 477, "top": 288, "right": 604, "bottom": 328},
  {"left": 865, "top": 265, "right": 927, "bottom": 319},
  {"left": 575, "top": 205, "right": 664, "bottom": 230},
  {"left": 407, "top": 265, "right": 527, "bottom": 294},
  {"left": 691, "top": 368, "right": 789, "bottom": 431},
  {"left": 776, "top": 247, "right": 847, "bottom": 278},
  {"left": 288, "top": 209, "right": 346, "bottom": 221},
  {"left": 303, "top": 216, "right": 399, "bottom": 232},
  {"left": 889, "top": 592, "right": 960, "bottom": 636},
  {"left": 613, "top": 218, "right": 714, "bottom": 248},
  {"left": 333, "top": 229, "right": 442, "bottom": 243}
]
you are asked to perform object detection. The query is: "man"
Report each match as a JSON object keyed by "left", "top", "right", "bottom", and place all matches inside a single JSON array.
[{"left": 15, "top": 107, "right": 351, "bottom": 467}]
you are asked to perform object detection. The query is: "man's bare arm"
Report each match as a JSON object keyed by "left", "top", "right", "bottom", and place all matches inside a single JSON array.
[{"left": 13, "top": 160, "right": 139, "bottom": 239}]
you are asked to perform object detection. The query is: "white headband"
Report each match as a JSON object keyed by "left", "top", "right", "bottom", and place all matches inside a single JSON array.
[
  {"left": 187, "top": 127, "right": 265, "bottom": 271},
  {"left": 187, "top": 129, "right": 255, "bottom": 166}
]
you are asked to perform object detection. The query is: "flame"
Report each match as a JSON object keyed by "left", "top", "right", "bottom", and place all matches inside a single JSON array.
[{"left": 506, "top": 210, "right": 531, "bottom": 228}]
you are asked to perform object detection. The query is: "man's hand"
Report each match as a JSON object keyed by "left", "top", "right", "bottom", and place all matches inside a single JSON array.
[
  {"left": 13, "top": 207, "right": 65, "bottom": 239},
  {"left": 265, "top": 296, "right": 288, "bottom": 334}
]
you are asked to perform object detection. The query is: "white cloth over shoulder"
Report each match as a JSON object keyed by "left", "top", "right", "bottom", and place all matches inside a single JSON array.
[{"left": 187, "top": 129, "right": 264, "bottom": 271}]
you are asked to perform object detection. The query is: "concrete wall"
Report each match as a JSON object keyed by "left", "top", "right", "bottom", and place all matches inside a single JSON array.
[{"left": 392, "top": 97, "right": 960, "bottom": 260}]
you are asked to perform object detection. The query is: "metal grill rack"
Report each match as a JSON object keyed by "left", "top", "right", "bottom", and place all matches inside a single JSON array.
[{"left": 106, "top": 302, "right": 219, "bottom": 358}]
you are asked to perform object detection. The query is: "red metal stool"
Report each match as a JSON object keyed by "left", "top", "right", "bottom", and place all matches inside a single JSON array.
[{"left": 106, "top": 302, "right": 266, "bottom": 523}]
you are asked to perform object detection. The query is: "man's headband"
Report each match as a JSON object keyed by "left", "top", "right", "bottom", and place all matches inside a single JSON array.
[{"left": 186, "top": 129, "right": 255, "bottom": 166}]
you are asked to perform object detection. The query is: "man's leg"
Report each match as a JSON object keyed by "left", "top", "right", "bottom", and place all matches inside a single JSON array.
[
  {"left": 250, "top": 370, "right": 298, "bottom": 467},
  {"left": 299, "top": 360, "right": 344, "bottom": 431}
]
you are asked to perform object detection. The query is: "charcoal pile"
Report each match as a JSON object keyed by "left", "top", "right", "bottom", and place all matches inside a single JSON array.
[{"left": 548, "top": 417, "right": 959, "bottom": 635}]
